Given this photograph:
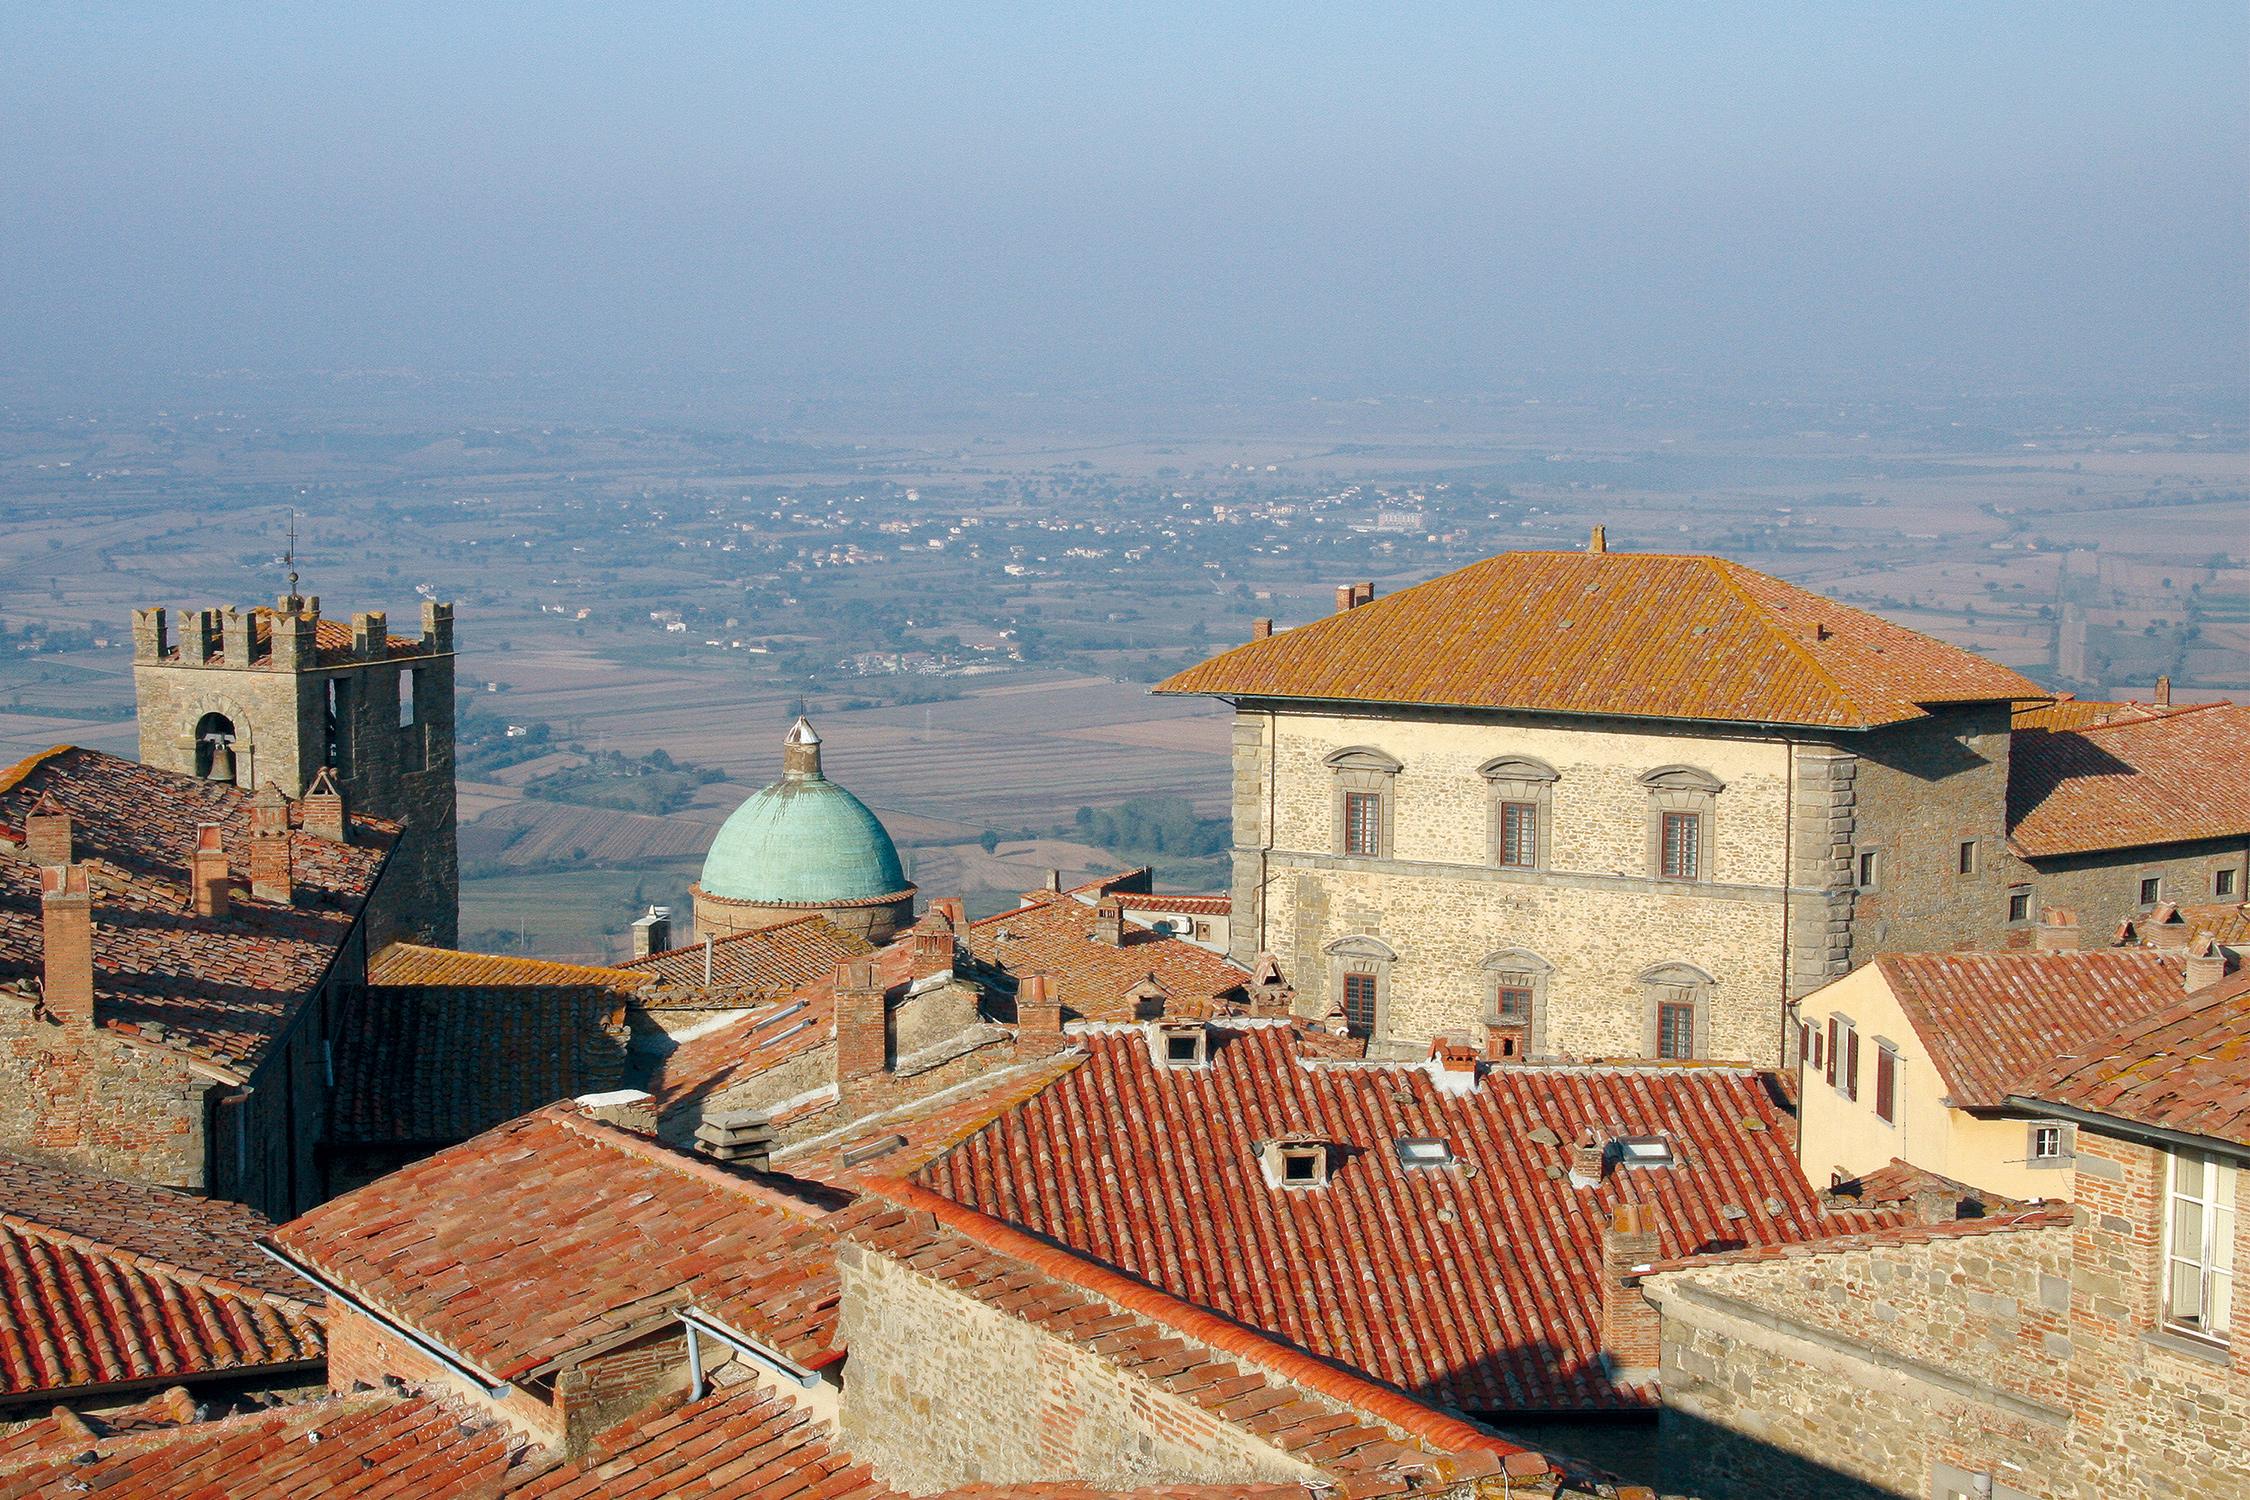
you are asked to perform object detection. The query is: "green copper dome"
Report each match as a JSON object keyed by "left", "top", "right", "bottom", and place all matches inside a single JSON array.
[{"left": 698, "top": 718, "right": 910, "bottom": 904}]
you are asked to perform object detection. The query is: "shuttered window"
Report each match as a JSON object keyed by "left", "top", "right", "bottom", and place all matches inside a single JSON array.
[
  {"left": 1825, "top": 1017, "right": 1839, "bottom": 1086},
  {"left": 1874, "top": 1044, "right": 1898, "bottom": 1123},
  {"left": 1660, "top": 811, "right": 1701, "bottom": 879},
  {"left": 1842, "top": 1023, "right": 1861, "bottom": 1102},
  {"left": 1341, "top": 972, "right": 1378, "bottom": 1038},
  {"left": 1498, "top": 801, "right": 1538, "bottom": 868}
]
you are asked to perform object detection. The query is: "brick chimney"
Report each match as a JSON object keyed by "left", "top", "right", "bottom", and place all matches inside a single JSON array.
[
  {"left": 2155, "top": 675, "right": 2172, "bottom": 707},
  {"left": 910, "top": 912, "right": 957, "bottom": 979},
  {"left": 835, "top": 959, "right": 888, "bottom": 1090},
  {"left": 929, "top": 896, "right": 966, "bottom": 929},
  {"left": 629, "top": 906, "right": 672, "bottom": 959},
  {"left": 39, "top": 865, "right": 94, "bottom": 1027},
  {"left": 1016, "top": 972, "right": 1063, "bottom": 1052},
  {"left": 2034, "top": 907, "right": 2081, "bottom": 952},
  {"left": 1599, "top": 1201, "right": 1662, "bottom": 1380},
  {"left": 24, "top": 796, "right": 72, "bottom": 868},
  {"left": 1093, "top": 898, "right": 1125, "bottom": 947},
  {"left": 1246, "top": 951, "right": 1294, "bottom": 1018},
  {"left": 1429, "top": 1031, "right": 1479, "bottom": 1075},
  {"left": 1589, "top": 524, "right": 1608, "bottom": 554},
  {"left": 1569, "top": 1127, "right": 1608, "bottom": 1189},
  {"left": 301, "top": 765, "right": 348, "bottom": 843},
  {"left": 2185, "top": 933, "right": 2228, "bottom": 994},
  {"left": 1334, "top": 584, "right": 1355, "bottom": 614},
  {"left": 190, "top": 823, "right": 230, "bottom": 919},
  {"left": 247, "top": 784, "right": 293, "bottom": 905},
  {"left": 1252, "top": 617, "right": 1273, "bottom": 641},
  {"left": 2147, "top": 902, "right": 2190, "bottom": 951},
  {"left": 1352, "top": 580, "right": 1374, "bottom": 608}
]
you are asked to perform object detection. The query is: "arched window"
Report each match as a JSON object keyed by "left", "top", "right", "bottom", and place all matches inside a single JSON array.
[
  {"left": 1480, "top": 756, "right": 1559, "bottom": 871},
  {"left": 194, "top": 712, "right": 239, "bottom": 783},
  {"left": 1480, "top": 948, "right": 1553, "bottom": 1058},
  {"left": 1639, "top": 962, "right": 1715, "bottom": 1060},
  {"left": 1324, "top": 747, "right": 1401, "bottom": 859},
  {"left": 1639, "top": 766, "right": 1724, "bottom": 882},
  {"left": 1323, "top": 934, "right": 1396, "bottom": 1041}
]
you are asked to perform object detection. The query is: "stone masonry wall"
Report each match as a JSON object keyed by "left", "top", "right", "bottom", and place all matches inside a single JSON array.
[
  {"left": 323, "top": 1296, "right": 566, "bottom": 1450},
  {"left": 1843, "top": 704, "right": 2019, "bottom": 968},
  {"left": 0, "top": 1009, "right": 210, "bottom": 1191},
  {"left": 2015, "top": 836, "right": 2250, "bottom": 949},
  {"left": 834, "top": 1239, "right": 1319, "bottom": 1494}
]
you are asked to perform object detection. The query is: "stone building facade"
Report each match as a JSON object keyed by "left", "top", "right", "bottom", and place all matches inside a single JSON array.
[{"left": 131, "top": 592, "right": 457, "bottom": 948}]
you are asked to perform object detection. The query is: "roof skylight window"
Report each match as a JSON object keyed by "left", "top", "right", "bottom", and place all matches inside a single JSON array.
[{"left": 1393, "top": 1137, "right": 1455, "bottom": 1168}]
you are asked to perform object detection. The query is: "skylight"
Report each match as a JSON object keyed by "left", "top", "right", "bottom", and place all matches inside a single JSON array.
[
  {"left": 1393, "top": 1137, "right": 1455, "bottom": 1168},
  {"left": 1616, "top": 1136, "right": 1674, "bottom": 1168}
]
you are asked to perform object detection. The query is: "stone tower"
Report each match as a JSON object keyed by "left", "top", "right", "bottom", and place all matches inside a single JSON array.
[{"left": 130, "top": 592, "right": 458, "bottom": 948}]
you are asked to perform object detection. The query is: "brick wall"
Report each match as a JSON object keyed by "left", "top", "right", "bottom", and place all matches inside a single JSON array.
[
  {"left": 552, "top": 1328, "right": 691, "bottom": 1455},
  {"left": 834, "top": 1240, "right": 1320, "bottom": 1493},
  {"left": 322, "top": 1297, "right": 565, "bottom": 1450},
  {"left": 0, "top": 1010, "right": 210, "bottom": 1191}
]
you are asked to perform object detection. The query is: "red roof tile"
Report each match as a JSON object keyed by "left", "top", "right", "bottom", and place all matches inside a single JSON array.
[
  {"left": 622, "top": 912, "right": 874, "bottom": 997},
  {"left": 965, "top": 895, "right": 1248, "bottom": 1022},
  {"left": 0, "top": 747, "right": 393, "bottom": 1070},
  {"left": 917, "top": 1025, "right": 1897, "bottom": 1412},
  {"left": 507, "top": 1384, "right": 889, "bottom": 1500},
  {"left": 1871, "top": 950, "right": 2190, "bottom": 1108},
  {"left": 1633, "top": 1204, "right": 2074, "bottom": 1279},
  {"left": 773, "top": 1052, "right": 1091, "bottom": 1182},
  {"left": 271, "top": 1105, "right": 845, "bottom": 1381},
  {"left": 2008, "top": 701, "right": 2250, "bottom": 856},
  {"left": 1156, "top": 550, "right": 2044, "bottom": 729},
  {"left": 0, "top": 1156, "right": 322, "bottom": 1401},
  {"left": 2017, "top": 965, "right": 2250, "bottom": 1149}
]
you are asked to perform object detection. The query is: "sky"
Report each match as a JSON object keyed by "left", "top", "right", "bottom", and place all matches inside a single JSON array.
[{"left": 2, "top": 4, "right": 2244, "bottom": 409}]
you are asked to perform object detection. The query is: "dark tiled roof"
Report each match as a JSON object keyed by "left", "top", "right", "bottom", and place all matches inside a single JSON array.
[
  {"left": 331, "top": 948, "right": 638, "bottom": 1146},
  {"left": 621, "top": 912, "right": 872, "bottom": 996},
  {"left": 1871, "top": 950, "right": 2189, "bottom": 1109},
  {"left": 2008, "top": 701, "right": 2250, "bottom": 856},
  {"left": 1156, "top": 549, "right": 2044, "bottom": 729},
  {"left": 2018, "top": 966, "right": 2250, "bottom": 1149},
  {"left": 918, "top": 1026, "right": 1895, "bottom": 1412},
  {"left": 964, "top": 894, "right": 1248, "bottom": 1022},
  {"left": 0, "top": 1156, "right": 322, "bottom": 1401},
  {"left": 271, "top": 1104, "right": 844, "bottom": 1382},
  {"left": 0, "top": 1391, "right": 521, "bottom": 1498},
  {"left": 0, "top": 747, "right": 393, "bottom": 1071}
]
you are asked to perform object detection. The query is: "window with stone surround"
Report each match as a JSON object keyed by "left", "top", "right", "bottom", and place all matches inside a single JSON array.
[
  {"left": 2218, "top": 867, "right": 2239, "bottom": 899},
  {"left": 2139, "top": 874, "right": 2163, "bottom": 907},
  {"left": 1324, "top": 935, "right": 1394, "bottom": 1041},
  {"left": 1479, "top": 756, "right": 1558, "bottom": 871},
  {"left": 2007, "top": 886, "right": 2032, "bottom": 925},
  {"left": 1481, "top": 948, "right": 1551, "bottom": 1056},
  {"left": 1639, "top": 765, "right": 1722, "bottom": 882},
  {"left": 1323, "top": 746, "right": 1400, "bottom": 859},
  {"left": 2164, "top": 1150, "right": 2236, "bottom": 1343},
  {"left": 1639, "top": 962, "right": 1713, "bottom": 1060}
]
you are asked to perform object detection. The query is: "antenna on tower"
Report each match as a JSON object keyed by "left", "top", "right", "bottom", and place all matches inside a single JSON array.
[{"left": 284, "top": 510, "right": 300, "bottom": 592}]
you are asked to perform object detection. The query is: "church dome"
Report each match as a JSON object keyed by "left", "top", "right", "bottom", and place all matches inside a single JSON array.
[{"left": 697, "top": 717, "right": 910, "bottom": 905}]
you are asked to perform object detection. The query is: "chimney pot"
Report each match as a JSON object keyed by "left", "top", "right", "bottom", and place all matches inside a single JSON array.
[
  {"left": 2033, "top": 907, "right": 2081, "bottom": 952},
  {"left": 695, "top": 1109, "right": 775, "bottom": 1170},
  {"left": 190, "top": 823, "right": 231, "bottom": 919},
  {"left": 1569, "top": 1127, "right": 1608, "bottom": 1189},
  {"left": 630, "top": 906, "right": 673, "bottom": 959},
  {"left": 1252, "top": 617, "right": 1274, "bottom": 640},
  {"left": 39, "top": 865, "right": 95, "bottom": 1026},
  {"left": 24, "top": 798, "right": 73, "bottom": 868},
  {"left": 247, "top": 785, "right": 293, "bottom": 905}
]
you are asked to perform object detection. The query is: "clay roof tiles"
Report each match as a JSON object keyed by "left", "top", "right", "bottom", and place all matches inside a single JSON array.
[
  {"left": 2017, "top": 965, "right": 2250, "bottom": 1150},
  {"left": 2008, "top": 701, "right": 2250, "bottom": 856},
  {"left": 1871, "top": 950, "right": 2191, "bottom": 1109},
  {"left": 621, "top": 911, "right": 873, "bottom": 996},
  {"left": 0, "top": 1155, "right": 323, "bottom": 1402},
  {"left": 0, "top": 747, "right": 393, "bottom": 1070},
  {"left": 1155, "top": 549, "right": 2045, "bottom": 729},
  {"left": 964, "top": 893, "right": 1248, "bottom": 1022},
  {"left": 916, "top": 1025, "right": 1899, "bottom": 1412},
  {"left": 271, "top": 1103, "right": 847, "bottom": 1382},
  {"left": 506, "top": 1384, "right": 889, "bottom": 1500}
]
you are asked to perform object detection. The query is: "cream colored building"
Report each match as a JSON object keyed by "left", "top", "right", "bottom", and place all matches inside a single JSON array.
[
  {"left": 1794, "top": 945, "right": 2208, "bottom": 1199},
  {"left": 1158, "top": 540, "right": 2048, "bottom": 1065}
]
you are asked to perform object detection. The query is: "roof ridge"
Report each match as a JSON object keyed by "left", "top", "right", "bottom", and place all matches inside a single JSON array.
[
  {"left": 547, "top": 1105, "right": 842, "bottom": 1226},
  {"left": 0, "top": 1207, "right": 322, "bottom": 1317},
  {"left": 2056, "top": 698, "right": 2235, "bottom": 737},
  {"left": 0, "top": 746, "right": 72, "bottom": 802},
  {"left": 1703, "top": 557, "right": 1880, "bottom": 723}
]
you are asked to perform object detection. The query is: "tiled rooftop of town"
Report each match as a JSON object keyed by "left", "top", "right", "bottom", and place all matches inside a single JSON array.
[
  {"left": 964, "top": 890, "right": 1249, "bottom": 1021},
  {"left": 1871, "top": 949, "right": 2192, "bottom": 1108},
  {"left": 621, "top": 911, "right": 873, "bottom": 997},
  {"left": 2019, "top": 964, "right": 2250, "bottom": 1149},
  {"left": 0, "top": 747, "right": 393, "bottom": 1070},
  {"left": 1156, "top": 547, "right": 2045, "bottom": 729},
  {"left": 916, "top": 1023, "right": 1898, "bottom": 1412},
  {"left": 0, "top": 1154, "right": 324, "bottom": 1404},
  {"left": 2008, "top": 700, "right": 2250, "bottom": 856}
]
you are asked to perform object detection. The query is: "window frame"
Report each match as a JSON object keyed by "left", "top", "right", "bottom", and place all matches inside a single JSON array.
[
  {"left": 1480, "top": 756, "right": 1559, "bottom": 873},
  {"left": 1831, "top": 1017, "right": 1859, "bottom": 1101},
  {"left": 1324, "top": 746, "right": 1401, "bottom": 860},
  {"left": 1660, "top": 810, "right": 1703, "bottom": 881},
  {"left": 1640, "top": 765, "right": 1723, "bottom": 884},
  {"left": 2007, "top": 886, "right": 2033, "bottom": 925},
  {"left": 1957, "top": 839, "right": 1978, "bottom": 876},
  {"left": 1480, "top": 948, "right": 1551, "bottom": 1057},
  {"left": 2162, "top": 1150, "right": 2236, "bottom": 1344},
  {"left": 2218, "top": 867, "right": 2239, "bottom": 899},
  {"left": 2026, "top": 1121, "right": 2073, "bottom": 1169},
  {"left": 1874, "top": 1041, "right": 1899, "bottom": 1124},
  {"left": 1638, "top": 962, "right": 1714, "bottom": 1060},
  {"left": 2139, "top": 874, "right": 2164, "bottom": 908},
  {"left": 1325, "top": 935, "right": 1395, "bottom": 1043},
  {"left": 1857, "top": 848, "right": 1880, "bottom": 890},
  {"left": 1343, "top": 791, "right": 1382, "bottom": 857}
]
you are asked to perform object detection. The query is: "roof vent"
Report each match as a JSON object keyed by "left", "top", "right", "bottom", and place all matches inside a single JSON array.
[
  {"left": 1259, "top": 1134, "right": 1332, "bottom": 1190},
  {"left": 1151, "top": 1021, "right": 1210, "bottom": 1070},
  {"left": 1393, "top": 1137, "right": 1455, "bottom": 1169}
]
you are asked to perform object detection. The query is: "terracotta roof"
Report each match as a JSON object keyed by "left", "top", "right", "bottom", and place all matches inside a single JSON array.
[
  {"left": 773, "top": 1051, "right": 1090, "bottom": 1182},
  {"left": 0, "top": 747, "right": 393, "bottom": 1071},
  {"left": 837, "top": 1182, "right": 1552, "bottom": 1489},
  {"left": 2010, "top": 698, "right": 2183, "bottom": 731},
  {"left": 1633, "top": 1204, "right": 2074, "bottom": 1280},
  {"left": 621, "top": 913, "right": 873, "bottom": 996},
  {"left": 1823, "top": 1159, "right": 2028, "bottom": 1216},
  {"left": 1870, "top": 950, "right": 2190, "bottom": 1109},
  {"left": 0, "top": 1390, "right": 522, "bottom": 1498},
  {"left": 2175, "top": 901, "right": 2250, "bottom": 948},
  {"left": 506, "top": 1384, "right": 887, "bottom": 1500},
  {"left": 2008, "top": 701, "right": 2250, "bottom": 856},
  {"left": 964, "top": 894, "right": 1248, "bottom": 1022},
  {"left": 0, "top": 1156, "right": 323, "bottom": 1401},
  {"left": 917, "top": 1025, "right": 1891, "bottom": 1411},
  {"left": 2017, "top": 966, "right": 2250, "bottom": 1150},
  {"left": 1155, "top": 550, "right": 2045, "bottom": 729},
  {"left": 152, "top": 612, "right": 435, "bottom": 669},
  {"left": 271, "top": 1104, "right": 846, "bottom": 1382},
  {"left": 331, "top": 950, "right": 638, "bottom": 1147},
  {"left": 1117, "top": 893, "right": 1233, "bottom": 917}
]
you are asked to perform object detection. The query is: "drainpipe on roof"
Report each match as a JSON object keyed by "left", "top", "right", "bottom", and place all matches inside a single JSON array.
[
  {"left": 677, "top": 1308, "right": 823, "bottom": 1393},
  {"left": 254, "top": 1242, "right": 515, "bottom": 1400}
]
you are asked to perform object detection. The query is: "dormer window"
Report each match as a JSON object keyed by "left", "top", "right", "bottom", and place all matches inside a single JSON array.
[
  {"left": 1152, "top": 1022, "right": 1209, "bottom": 1069},
  {"left": 1260, "top": 1134, "right": 1333, "bottom": 1189}
]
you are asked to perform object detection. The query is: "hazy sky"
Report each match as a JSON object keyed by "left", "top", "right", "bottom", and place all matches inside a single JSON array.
[{"left": 4, "top": 4, "right": 2244, "bottom": 406}]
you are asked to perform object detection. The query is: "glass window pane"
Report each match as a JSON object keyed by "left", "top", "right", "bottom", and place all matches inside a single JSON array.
[
  {"left": 2177, "top": 1151, "right": 2205, "bottom": 1194},
  {"left": 2171, "top": 1259, "right": 2207, "bottom": 1325}
]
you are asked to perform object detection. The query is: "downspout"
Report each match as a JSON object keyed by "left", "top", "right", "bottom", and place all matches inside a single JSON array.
[
  {"left": 677, "top": 1308, "right": 824, "bottom": 1391},
  {"left": 1260, "top": 705, "right": 1276, "bottom": 956}
]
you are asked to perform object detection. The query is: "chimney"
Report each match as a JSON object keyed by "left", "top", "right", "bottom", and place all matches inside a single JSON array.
[
  {"left": 351, "top": 611, "right": 387, "bottom": 662},
  {"left": 1246, "top": 951, "right": 1294, "bottom": 1018},
  {"left": 1352, "top": 580, "right": 1374, "bottom": 608},
  {"left": 1252, "top": 617, "right": 1274, "bottom": 641},
  {"left": 1599, "top": 1201, "right": 1662, "bottom": 1379},
  {"left": 301, "top": 765, "right": 348, "bottom": 843},
  {"left": 1044, "top": 869, "right": 1063, "bottom": 892},
  {"left": 1486, "top": 1020, "right": 1528, "bottom": 1062},
  {"left": 1569, "top": 1127, "right": 1608, "bottom": 1189},
  {"left": 2185, "top": 933, "right": 2228, "bottom": 994},
  {"left": 695, "top": 1110, "right": 775, "bottom": 1170},
  {"left": 574, "top": 1089, "right": 656, "bottom": 1135},
  {"left": 1588, "top": 524, "right": 1608, "bottom": 554},
  {"left": 2147, "top": 902, "right": 2190, "bottom": 951},
  {"left": 1093, "top": 898, "right": 1125, "bottom": 947},
  {"left": 630, "top": 906, "right": 673, "bottom": 959},
  {"left": 1334, "top": 584, "right": 1355, "bottom": 614},
  {"left": 24, "top": 796, "right": 72, "bottom": 868},
  {"left": 1016, "top": 973, "right": 1063, "bottom": 1052},
  {"left": 910, "top": 913, "right": 956, "bottom": 979},
  {"left": 2155, "top": 675, "right": 2172, "bottom": 707},
  {"left": 834, "top": 959, "right": 888, "bottom": 1089},
  {"left": 247, "top": 785, "right": 293, "bottom": 905},
  {"left": 930, "top": 896, "right": 966, "bottom": 929},
  {"left": 190, "top": 824, "right": 230, "bottom": 919},
  {"left": 40, "top": 865, "right": 94, "bottom": 1027},
  {"left": 2033, "top": 907, "right": 2081, "bottom": 952}
]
